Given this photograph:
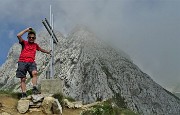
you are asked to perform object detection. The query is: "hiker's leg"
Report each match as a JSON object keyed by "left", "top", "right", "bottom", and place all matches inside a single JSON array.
[
  {"left": 31, "top": 70, "right": 38, "bottom": 86},
  {"left": 16, "top": 62, "right": 28, "bottom": 98},
  {"left": 29, "top": 63, "right": 40, "bottom": 94},
  {"left": 31, "top": 70, "right": 40, "bottom": 94},
  {"left": 20, "top": 77, "right": 26, "bottom": 92},
  {"left": 28, "top": 62, "right": 38, "bottom": 86},
  {"left": 16, "top": 62, "right": 27, "bottom": 92}
]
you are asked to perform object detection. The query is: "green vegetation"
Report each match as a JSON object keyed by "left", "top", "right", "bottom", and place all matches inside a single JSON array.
[
  {"left": 113, "top": 93, "right": 127, "bottom": 109},
  {"left": 26, "top": 89, "right": 33, "bottom": 95},
  {"left": 0, "top": 89, "right": 33, "bottom": 99},
  {"left": 81, "top": 99, "right": 138, "bottom": 115},
  {"left": 65, "top": 96, "right": 76, "bottom": 102},
  {"left": 0, "top": 90, "right": 21, "bottom": 99}
]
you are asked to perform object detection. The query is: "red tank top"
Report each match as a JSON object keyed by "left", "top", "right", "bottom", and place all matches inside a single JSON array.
[{"left": 18, "top": 40, "right": 40, "bottom": 62}]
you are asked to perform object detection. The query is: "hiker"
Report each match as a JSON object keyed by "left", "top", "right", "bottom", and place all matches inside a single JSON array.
[{"left": 16, "top": 27, "right": 51, "bottom": 98}]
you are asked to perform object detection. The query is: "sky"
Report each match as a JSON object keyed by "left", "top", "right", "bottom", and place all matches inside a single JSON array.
[{"left": 0, "top": 0, "right": 180, "bottom": 91}]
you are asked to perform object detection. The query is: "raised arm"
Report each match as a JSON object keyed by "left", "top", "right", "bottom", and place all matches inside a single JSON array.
[
  {"left": 39, "top": 48, "right": 51, "bottom": 54},
  {"left": 17, "top": 27, "right": 32, "bottom": 42}
]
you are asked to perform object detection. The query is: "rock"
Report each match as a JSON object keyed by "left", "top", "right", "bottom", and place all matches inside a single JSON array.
[
  {"left": 74, "top": 101, "right": 83, "bottom": 108},
  {"left": 31, "top": 94, "right": 44, "bottom": 103},
  {"left": 63, "top": 99, "right": 75, "bottom": 108},
  {"left": 52, "top": 99, "right": 62, "bottom": 115},
  {"left": 26, "top": 95, "right": 32, "bottom": 100},
  {"left": 29, "top": 108, "right": 42, "bottom": 112},
  {"left": 17, "top": 99, "right": 30, "bottom": 114},
  {"left": 41, "top": 96, "right": 55, "bottom": 114},
  {"left": 16, "top": 95, "right": 63, "bottom": 114},
  {"left": 0, "top": 112, "right": 11, "bottom": 115},
  {"left": 63, "top": 99, "right": 82, "bottom": 109},
  {"left": 82, "top": 101, "right": 103, "bottom": 109},
  {"left": 29, "top": 101, "right": 42, "bottom": 108}
]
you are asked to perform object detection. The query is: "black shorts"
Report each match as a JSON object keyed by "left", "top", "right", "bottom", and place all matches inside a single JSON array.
[{"left": 16, "top": 62, "right": 37, "bottom": 78}]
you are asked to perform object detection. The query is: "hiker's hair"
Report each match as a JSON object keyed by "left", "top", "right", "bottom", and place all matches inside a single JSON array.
[{"left": 28, "top": 30, "right": 36, "bottom": 36}]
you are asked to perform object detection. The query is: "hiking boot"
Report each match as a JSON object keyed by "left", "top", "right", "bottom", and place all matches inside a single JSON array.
[
  {"left": 21, "top": 92, "right": 27, "bottom": 99},
  {"left": 32, "top": 86, "right": 41, "bottom": 95}
]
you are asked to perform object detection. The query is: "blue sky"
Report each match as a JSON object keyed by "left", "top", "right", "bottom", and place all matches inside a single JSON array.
[{"left": 0, "top": 0, "right": 180, "bottom": 91}]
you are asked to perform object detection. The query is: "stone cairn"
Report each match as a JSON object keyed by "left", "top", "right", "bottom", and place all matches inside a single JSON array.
[
  {"left": 17, "top": 93, "right": 104, "bottom": 115},
  {"left": 17, "top": 94, "right": 62, "bottom": 115}
]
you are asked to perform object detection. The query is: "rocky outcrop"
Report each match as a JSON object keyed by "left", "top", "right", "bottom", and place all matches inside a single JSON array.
[
  {"left": 17, "top": 94, "right": 62, "bottom": 114},
  {"left": 0, "top": 43, "right": 20, "bottom": 89},
  {"left": 0, "top": 26, "right": 180, "bottom": 115}
]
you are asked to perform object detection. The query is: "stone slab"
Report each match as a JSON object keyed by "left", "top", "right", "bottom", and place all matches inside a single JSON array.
[{"left": 41, "top": 79, "right": 63, "bottom": 94}]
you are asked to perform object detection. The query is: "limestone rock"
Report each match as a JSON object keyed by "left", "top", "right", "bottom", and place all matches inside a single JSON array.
[
  {"left": 41, "top": 96, "right": 55, "bottom": 114},
  {"left": 52, "top": 99, "right": 62, "bottom": 115},
  {"left": 63, "top": 99, "right": 75, "bottom": 108},
  {"left": 29, "top": 101, "right": 42, "bottom": 108},
  {"left": 31, "top": 94, "right": 44, "bottom": 103},
  {"left": 29, "top": 108, "right": 42, "bottom": 112},
  {"left": 74, "top": 101, "right": 83, "bottom": 108},
  {"left": 0, "top": 112, "right": 11, "bottom": 115},
  {"left": 16, "top": 95, "right": 62, "bottom": 114},
  {"left": 17, "top": 99, "right": 30, "bottom": 114},
  {"left": 63, "top": 99, "right": 82, "bottom": 109}
]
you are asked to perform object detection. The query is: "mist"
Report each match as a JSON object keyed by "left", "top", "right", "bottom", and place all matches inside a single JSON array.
[{"left": 0, "top": 0, "right": 180, "bottom": 91}]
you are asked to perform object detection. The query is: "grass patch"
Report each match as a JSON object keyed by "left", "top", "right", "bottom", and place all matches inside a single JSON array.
[
  {"left": 113, "top": 93, "right": 127, "bottom": 109},
  {"left": 81, "top": 99, "right": 138, "bottom": 115},
  {"left": 0, "top": 90, "right": 21, "bottom": 99},
  {"left": 26, "top": 89, "right": 33, "bottom": 95},
  {"left": 0, "top": 89, "right": 33, "bottom": 99}
]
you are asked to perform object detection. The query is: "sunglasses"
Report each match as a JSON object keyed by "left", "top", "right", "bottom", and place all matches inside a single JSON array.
[{"left": 28, "top": 36, "right": 36, "bottom": 39}]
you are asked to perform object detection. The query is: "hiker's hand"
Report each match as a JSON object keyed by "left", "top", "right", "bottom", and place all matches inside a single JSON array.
[
  {"left": 48, "top": 50, "right": 52, "bottom": 56},
  {"left": 26, "top": 27, "right": 32, "bottom": 32}
]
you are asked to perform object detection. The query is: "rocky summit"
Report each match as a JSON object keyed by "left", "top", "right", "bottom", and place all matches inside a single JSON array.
[{"left": 0, "top": 26, "right": 180, "bottom": 115}]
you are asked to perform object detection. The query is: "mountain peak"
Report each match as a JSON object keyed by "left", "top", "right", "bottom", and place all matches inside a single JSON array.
[{"left": 0, "top": 27, "right": 180, "bottom": 115}]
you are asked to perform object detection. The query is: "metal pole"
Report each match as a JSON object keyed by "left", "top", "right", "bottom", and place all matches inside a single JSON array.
[
  {"left": 51, "top": 13, "right": 54, "bottom": 79},
  {"left": 50, "top": 5, "right": 53, "bottom": 79},
  {"left": 42, "top": 5, "right": 58, "bottom": 79}
]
